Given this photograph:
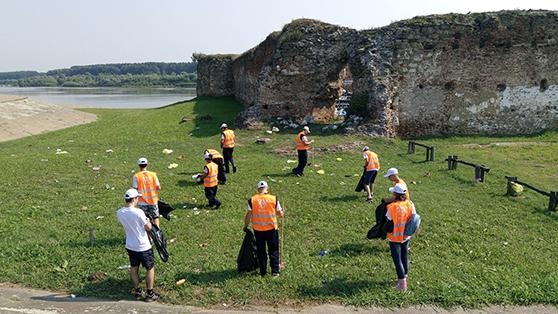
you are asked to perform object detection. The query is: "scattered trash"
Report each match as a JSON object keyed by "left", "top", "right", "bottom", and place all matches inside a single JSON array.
[
  {"left": 162, "top": 149, "right": 173, "bottom": 154},
  {"left": 85, "top": 159, "right": 92, "bottom": 163},
  {"left": 55, "top": 149, "right": 69, "bottom": 154},
  {"left": 41, "top": 159, "right": 48, "bottom": 162},
  {"left": 336, "top": 157, "right": 343, "bottom": 161},
  {"left": 168, "top": 163, "right": 178, "bottom": 169},
  {"left": 104, "top": 184, "right": 111, "bottom": 189},
  {"left": 266, "top": 130, "right": 273, "bottom": 134},
  {"left": 92, "top": 166, "right": 101, "bottom": 171},
  {"left": 80, "top": 206, "right": 88, "bottom": 211},
  {"left": 177, "top": 155, "right": 185, "bottom": 160},
  {"left": 411, "top": 181, "right": 417, "bottom": 185},
  {"left": 169, "top": 238, "right": 176, "bottom": 243},
  {"left": 95, "top": 216, "right": 104, "bottom": 220},
  {"left": 70, "top": 294, "right": 76, "bottom": 299},
  {"left": 317, "top": 169, "right": 325, "bottom": 175},
  {"left": 353, "top": 173, "right": 359, "bottom": 176},
  {"left": 319, "top": 250, "right": 329, "bottom": 256},
  {"left": 272, "top": 127, "right": 280, "bottom": 132},
  {"left": 176, "top": 279, "right": 186, "bottom": 285},
  {"left": 105, "top": 149, "right": 113, "bottom": 153},
  {"left": 286, "top": 159, "right": 297, "bottom": 163},
  {"left": 340, "top": 182, "right": 346, "bottom": 185},
  {"left": 199, "top": 243, "right": 208, "bottom": 247},
  {"left": 118, "top": 264, "right": 131, "bottom": 269}
]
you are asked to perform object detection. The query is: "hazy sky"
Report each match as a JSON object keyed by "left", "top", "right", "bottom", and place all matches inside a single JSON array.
[{"left": 1, "top": 0, "right": 557, "bottom": 72}]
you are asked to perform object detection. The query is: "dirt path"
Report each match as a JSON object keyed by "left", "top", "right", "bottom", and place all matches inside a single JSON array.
[{"left": 0, "top": 94, "right": 97, "bottom": 143}]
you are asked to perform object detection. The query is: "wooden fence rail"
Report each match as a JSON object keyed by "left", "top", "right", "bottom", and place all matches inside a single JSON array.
[
  {"left": 505, "top": 176, "right": 558, "bottom": 211},
  {"left": 408, "top": 141, "right": 435, "bottom": 161},
  {"left": 445, "top": 155, "right": 490, "bottom": 182}
]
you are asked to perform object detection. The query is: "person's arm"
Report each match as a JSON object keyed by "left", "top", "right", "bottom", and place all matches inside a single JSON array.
[
  {"left": 200, "top": 166, "right": 209, "bottom": 179},
  {"left": 302, "top": 135, "right": 314, "bottom": 145},
  {"left": 363, "top": 153, "right": 368, "bottom": 168},
  {"left": 276, "top": 200, "right": 284, "bottom": 217},
  {"left": 220, "top": 133, "right": 225, "bottom": 148},
  {"left": 244, "top": 198, "right": 252, "bottom": 229},
  {"left": 155, "top": 175, "right": 161, "bottom": 191},
  {"left": 132, "top": 175, "right": 138, "bottom": 189}
]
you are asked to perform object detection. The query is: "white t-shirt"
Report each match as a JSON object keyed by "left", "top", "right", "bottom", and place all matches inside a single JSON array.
[{"left": 116, "top": 205, "right": 152, "bottom": 252}]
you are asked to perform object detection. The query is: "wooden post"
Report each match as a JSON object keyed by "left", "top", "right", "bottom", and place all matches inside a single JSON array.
[
  {"left": 505, "top": 176, "right": 518, "bottom": 195},
  {"left": 549, "top": 191, "right": 558, "bottom": 211},
  {"left": 408, "top": 141, "right": 415, "bottom": 154},
  {"left": 89, "top": 226, "right": 95, "bottom": 246}
]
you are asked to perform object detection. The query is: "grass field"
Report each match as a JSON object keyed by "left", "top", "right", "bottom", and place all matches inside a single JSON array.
[{"left": 1, "top": 96, "right": 557, "bottom": 309}]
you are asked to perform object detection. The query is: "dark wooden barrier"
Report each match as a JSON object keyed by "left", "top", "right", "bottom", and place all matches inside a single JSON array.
[
  {"left": 445, "top": 155, "right": 490, "bottom": 182},
  {"left": 505, "top": 176, "right": 558, "bottom": 211},
  {"left": 408, "top": 141, "right": 435, "bottom": 161}
]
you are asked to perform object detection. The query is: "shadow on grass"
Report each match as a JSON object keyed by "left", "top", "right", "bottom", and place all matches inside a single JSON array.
[
  {"left": 319, "top": 194, "right": 360, "bottom": 202},
  {"left": 329, "top": 242, "right": 386, "bottom": 257},
  {"left": 298, "top": 277, "right": 387, "bottom": 298},
  {"left": 177, "top": 268, "right": 238, "bottom": 285},
  {"left": 73, "top": 277, "right": 130, "bottom": 301}
]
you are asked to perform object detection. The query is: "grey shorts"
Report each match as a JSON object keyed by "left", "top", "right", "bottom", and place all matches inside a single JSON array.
[{"left": 139, "top": 204, "right": 159, "bottom": 220}]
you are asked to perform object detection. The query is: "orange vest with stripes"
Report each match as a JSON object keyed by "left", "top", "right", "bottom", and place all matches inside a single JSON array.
[
  {"left": 134, "top": 171, "right": 159, "bottom": 205},
  {"left": 296, "top": 131, "right": 310, "bottom": 151},
  {"left": 206, "top": 148, "right": 223, "bottom": 160},
  {"left": 250, "top": 194, "right": 278, "bottom": 231},
  {"left": 387, "top": 200, "right": 413, "bottom": 243},
  {"left": 221, "top": 129, "right": 235, "bottom": 148},
  {"left": 203, "top": 162, "right": 218, "bottom": 187},
  {"left": 364, "top": 150, "right": 380, "bottom": 171}
]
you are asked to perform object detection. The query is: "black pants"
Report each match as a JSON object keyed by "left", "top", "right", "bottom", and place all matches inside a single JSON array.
[
  {"left": 292, "top": 150, "right": 308, "bottom": 175},
  {"left": 222, "top": 147, "right": 235, "bottom": 172},
  {"left": 204, "top": 186, "right": 221, "bottom": 207},
  {"left": 213, "top": 158, "right": 227, "bottom": 183},
  {"left": 254, "top": 229, "right": 280, "bottom": 276}
]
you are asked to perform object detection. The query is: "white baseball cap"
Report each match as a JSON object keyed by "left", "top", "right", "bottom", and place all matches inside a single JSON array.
[
  {"left": 204, "top": 152, "right": 212, "bottom": 159},
  {"left": 220, "top": 123, "right": 228, "bottom": 128},
  {"left": 362, "top": 146, "right": 369, "bottom": 151},
  {"left": 389, "top": 184, "right": 407, "bottom": 195},
  {"left": 124, "top": 188, "right": 142, "bottom": 199},
  {"left": 257, "top": 180, "right": 268, "bottom": 189},
  {"left": 303, "top": 126, "right": 310, "bottom": 133},
  {"left": 383, "top": 168, "right": 399, "bottom": 177},
  {"left": 137, "top": 157, "right": 148, "bottom": 165}
]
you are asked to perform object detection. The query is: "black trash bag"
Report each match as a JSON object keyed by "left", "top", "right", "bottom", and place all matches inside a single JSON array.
[
  {"left": 150, "top": 223, "right": 169, "bottom": 262},
  {"left": 158, "top": 199, "right": 175, "bottom": 221},
  {"left": 237, "top": 228, "right": 258, "bottom": 273},
  {"left": 366, "top": 200, "right": 388, "bottom": 239},
  {"left": 355, "top": 170, "right": 366, "bottom": 192}
]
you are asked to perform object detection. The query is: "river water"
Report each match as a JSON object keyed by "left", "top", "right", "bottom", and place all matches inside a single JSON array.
[{"left": 0, "top": 86, "right": 196, "bottom": 109}]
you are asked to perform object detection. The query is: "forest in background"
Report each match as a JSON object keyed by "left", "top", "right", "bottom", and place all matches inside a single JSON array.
[{"left": 0, "top": 62, "right": 197, "bottom": 87}]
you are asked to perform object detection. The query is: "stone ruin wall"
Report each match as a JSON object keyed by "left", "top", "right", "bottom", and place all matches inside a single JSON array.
[{"left": 196, "top": 10, "right": 558, "bottom": 137}]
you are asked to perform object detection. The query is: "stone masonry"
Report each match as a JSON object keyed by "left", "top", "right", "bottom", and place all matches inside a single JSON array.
[{"left": 196, "top": 10, "right": 558, "bottom": 137}]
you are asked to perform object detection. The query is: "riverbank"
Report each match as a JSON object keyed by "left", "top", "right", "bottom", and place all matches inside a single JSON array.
[{"left": 0, "top": 94, "right": 97, "bottom": 142}]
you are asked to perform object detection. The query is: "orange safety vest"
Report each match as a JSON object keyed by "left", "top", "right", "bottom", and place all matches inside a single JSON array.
[
  {"left": 295, "top": 131, "right": 310, "bottom": 151},
  {"left": 387, "top": 200, "right": 413, "bottom": 243},
  {"left": 206, "top": 148, "right": 223, "bottom": 160},
  {"left": 134, "top": 171, "right": 159, "bottom": 205},
  {"left": 364, "top": 150, "right": 380, "bottom": 171},
  {"left": 394, "top": 178, "right": 410, "bottom": 200},
  {"left": 203, "top": 162, "right": 218, "bottom": 187},
  {"left": 250, "top": 194, "right": 278, "bottom": 231},
  {"left": 221, "top": 129, "right": 235, "bottom": 148}
]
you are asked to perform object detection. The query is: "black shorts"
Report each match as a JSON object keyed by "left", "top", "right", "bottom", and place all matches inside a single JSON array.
[
  {"left": 127, "top": 248, "right": 155, "bottom": 270},
  {"left": 139, "top": 204, "right": 160, "bottom": 219},
  {"left": 363, "top": 170, "right": 378, "bottom": 185}
]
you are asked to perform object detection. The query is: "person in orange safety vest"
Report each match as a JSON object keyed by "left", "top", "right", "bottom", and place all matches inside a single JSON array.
[
  {"left": 200, "top": 152, "right": 221, "bottom": 209},
  {"left": 362, "top": 146, "right": 380, "bottom": 202},
  {"left": 243, "top": 180, "right": 284, "bottom": 277},
  {"left": 385, "top": 184, "right": 416, "bottom": 292},
  {"left": 132, "top": 157, "right": 161, "bottom": 227},
  {"left": 383, "top": 167, "right": 410, "bottom": 203},
  {"left": 292, "top": 125, "right": 314, "bottom": 177},
  {"left": 220, "top": 123, "right": 237, "bottom": 174}
]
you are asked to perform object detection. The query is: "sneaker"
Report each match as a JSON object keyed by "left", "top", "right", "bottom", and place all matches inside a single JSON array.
[
  {"left": 133, "top": 288, "right": 143, "bottom": 300},
  {"left": 214, "top": 203, "right": 221, "bottom": 210},
  {"left": 272, "top": 272, "right": 280, "bottom": 277},
  {"left": 366, "top": 198, "right": 373, "bottom": 203},
  {"left": 233, "top": 166, "right": 237, "bottom": 173},
  {"left": 145, "top": 291, "right": 159, "bottom": 302}
]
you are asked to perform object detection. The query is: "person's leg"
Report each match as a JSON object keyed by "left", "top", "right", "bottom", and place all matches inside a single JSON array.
[
  {"left": 213, "top": 186, "right": 221, "bottom": 208},
  {"left": 363, "top": 171, "right": 373, "bottom": 201},
  {"left": 299, "top": 150, "right": 308, "bottom": 174},
  {"left": 229, "top": 148, "right": 236, "bottom": 172},
  {"left": 254, "top": 231, "right": 268, "bottom": 276},
  {"left": 401, "top": 239, "right": 410, "bottom": 277},
  {"left": 204, "top": 187, "right": 214, "bottom": 206},
  {"left": 369, "top": 170, "right": 378, "bottom": 197},
  {"left": 389, "top": 241, "right": 406, "bottom": 279},
  {"left": 130, "top": 266, "right": 140, "bottom": 288},
  {"left": 268, "top": 230, "right": 280, "bottom": 275}
]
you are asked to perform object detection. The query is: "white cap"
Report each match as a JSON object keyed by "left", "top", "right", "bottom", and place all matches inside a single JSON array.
[
  {"left": 389, "top": 184, "right": 407, "bottom": 195},
  {"left": 383, "top": 167, "right": 399, "bottom": 177},
  {"left": 362, "top": 146, "right": 369, "bottom": 151},
  {"left": 137, "top": 157, "right": 148, "bottom": 165},
  {"left": 303, "top": 126, "right": 310, "bottom": 133},
  {"left": 124, "top": 188, "right": 142, "bottom": 199},
  {"left": 257, "top": 180, "right": 268, "bottom": 189},
  {"left": 220, "top": 123, "right": 228, "bottom": 128},
  {"left": 204, "top": 152, "right": 211, "bottom": 159}
]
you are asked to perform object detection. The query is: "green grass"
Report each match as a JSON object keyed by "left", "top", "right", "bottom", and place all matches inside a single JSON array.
[{"left": 1, "top": 96, "right": 557, "bottom": 309}]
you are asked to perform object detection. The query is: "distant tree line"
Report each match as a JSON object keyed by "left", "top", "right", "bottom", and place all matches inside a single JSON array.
[{"left": 0, "top": 62, "right": 197, "bottom": 88}]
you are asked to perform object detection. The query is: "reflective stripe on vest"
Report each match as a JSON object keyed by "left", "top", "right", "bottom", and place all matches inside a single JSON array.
[
  {"left": 134, "top": 171, "right": 159, "bottom": 205},
  {"left": 296, "top": 131, "right": 309, "bottom": 150},
  {"left": 364, "top": 150, "right": 380, "bottom": 171},
  {"left": 204, "top": 162, "right": 218, "bottom": 187},
  {"left": 222, "top": 130, "right": 235, "bottom": 148},
  {"left": 250, "top": 194, "right": 278, "bottom": 231},
  {"left": 387, "top": 200, "right": 413, "bottom": 242}
]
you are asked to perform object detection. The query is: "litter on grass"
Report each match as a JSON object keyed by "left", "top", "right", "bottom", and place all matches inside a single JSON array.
[
  {"left": 168, "top": 163, "right": 178, "bottom": 169},
  {"left": 176, "top": 279, "right": 186, "bottom": 285},
  {"left": 286, "top": 159, "right": 297, "bottom": 163},
  {"left": 162, "top": 149, "right": 173, "bottom": 154},
  {"left": 105, "top": 149, "right": 113, "bottom": 153},
  {"left": 56, "top": 149, "right": 69, "bottom": 154},
  {"left": 336, "top": 157, "right": 343, "bottom": 161},
  {"left": 317, "top": 169, "right": 325, "bottom": 175}
]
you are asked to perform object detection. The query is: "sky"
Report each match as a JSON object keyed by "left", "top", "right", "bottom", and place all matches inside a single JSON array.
[{"left": 1, "top": 0, "right": 557, "bottom": 72}]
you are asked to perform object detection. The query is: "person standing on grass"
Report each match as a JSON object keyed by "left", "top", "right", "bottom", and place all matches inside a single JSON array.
[
  {"left": 385, "top": 184, "right": 415, "bottom": 292},
  {"left": 133, "top": 158, "right": 161, "bottom": 227},
  {"left": 362, "top": 146, "right": 380, "bottom": 202},
  {"left": 205, "top": 148, "right": 227, "bottom": 184},
  {"left": 383, "top": 167, "right": 410, "bottom": 203},
  {"left": 244, "top": 180, "right": 284, "bottom": 277},
  {"left": 292, "top": 125, "right": 313, "bottom": 177},
  {"left": 220, "top": 123, "right": 237, "bottom": 173},
  {"left": 200, "top": 152, "right": 221, "bottom": 209},
  {"left": 116, "top": 188, "right": 160, "bottom": 302}
]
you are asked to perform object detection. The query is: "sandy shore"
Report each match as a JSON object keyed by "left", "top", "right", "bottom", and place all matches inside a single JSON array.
[{"left": 0, "top": 94, "right": 97, "bottom": 142}]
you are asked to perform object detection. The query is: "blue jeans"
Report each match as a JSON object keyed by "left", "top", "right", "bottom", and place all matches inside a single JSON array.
[{"left": 389, "top": 240, "right": 410, "bottom": 279}]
